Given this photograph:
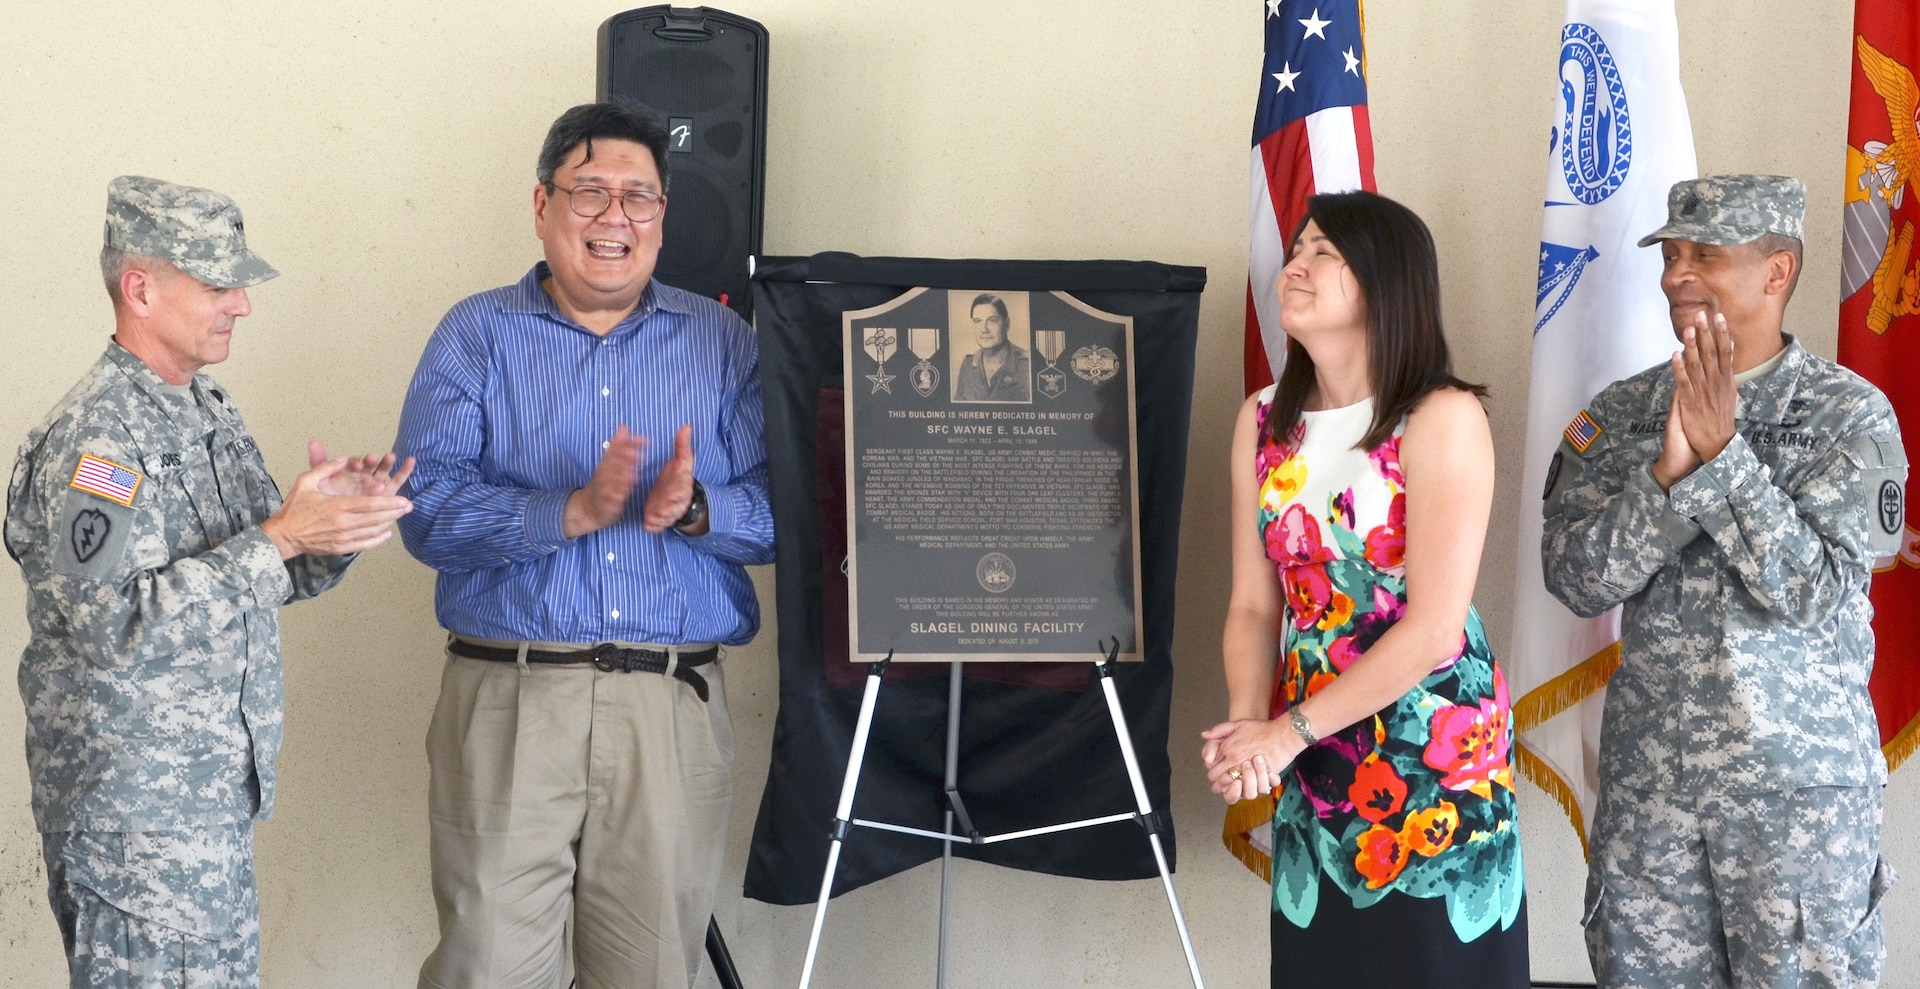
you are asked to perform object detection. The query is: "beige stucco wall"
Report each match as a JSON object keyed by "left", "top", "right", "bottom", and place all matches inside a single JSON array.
[{"left": 1, "top": 1, "right": 1912, "bottom": 985}]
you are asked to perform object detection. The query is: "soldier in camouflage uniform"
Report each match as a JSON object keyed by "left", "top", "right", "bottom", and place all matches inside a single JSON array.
[
  {"left": 6, "top": 176, "right": 416, "bottom": 988},
  {"left": 1542, "top": 175, "right": 1905, "bottom": 988}
]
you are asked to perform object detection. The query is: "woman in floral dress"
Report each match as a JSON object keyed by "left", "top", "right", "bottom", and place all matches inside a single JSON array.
[{"left": 1202, "top": 191, "right": 1529, "bottom": 986}]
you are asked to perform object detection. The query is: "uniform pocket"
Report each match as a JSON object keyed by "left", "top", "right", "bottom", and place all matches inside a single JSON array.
[
  {"left": 1799, "top": 856, "right": 1897, "bottom": 987},
  {"left": 57, "top": 827, "right": 254, "bottom": 942},
  {"left": 1580, "top": 877, "right": 1606, "bottom": 930}
]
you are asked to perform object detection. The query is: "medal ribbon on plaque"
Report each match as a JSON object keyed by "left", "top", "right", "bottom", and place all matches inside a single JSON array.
[
  {"left": 908, "top": 327, "right": 942, "bottom": 397},
  {"left": 1035, "top": 329, "right": 1067, "bottom": 399},
  {"left": 863, "top": 327, "right": 898, "bottom": 393}
]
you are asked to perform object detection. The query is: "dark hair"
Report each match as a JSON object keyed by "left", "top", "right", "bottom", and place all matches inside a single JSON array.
[
  {"left": 537, "top": 99, "right": 672, "bottom": 192},
  {"left": 970, "top": 293, "right": 1009, "bottom": 323},
  {"left": 1264, "top": 190, "right": 1484, "bottom": 452}
]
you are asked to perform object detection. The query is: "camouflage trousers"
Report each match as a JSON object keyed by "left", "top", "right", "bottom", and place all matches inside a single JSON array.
[
  {"left": 1585, "top": 784, "right": 1896, "bottom": 989},
  {"left": 42, "top": 823, "right": 261, "bottom": 989}
]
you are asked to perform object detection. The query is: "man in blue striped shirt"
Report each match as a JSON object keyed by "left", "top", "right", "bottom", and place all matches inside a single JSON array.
[{"left": 394, "top": 100, "right": 774, "bottom": 989}]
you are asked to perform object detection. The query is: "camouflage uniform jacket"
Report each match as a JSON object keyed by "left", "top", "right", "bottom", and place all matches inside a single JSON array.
[
  {"left": 1541, "top": 336, "right": 1907, "bottom": 795},
  {"left": 6, "top": 344, "right": 353, "bottom": 833}
]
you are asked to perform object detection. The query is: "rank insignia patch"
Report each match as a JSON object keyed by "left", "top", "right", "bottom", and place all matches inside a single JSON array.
[
  {"left": 70, "top": 454, "right": 142, "bottom": 506},
  {"left": 1563, "top": 409, "right": 1602, "bottom": 454}
]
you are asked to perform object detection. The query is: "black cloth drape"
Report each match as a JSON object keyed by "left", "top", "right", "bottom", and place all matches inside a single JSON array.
[{"left": 743, "top": 253, "right": 1205, "bottom": 904}]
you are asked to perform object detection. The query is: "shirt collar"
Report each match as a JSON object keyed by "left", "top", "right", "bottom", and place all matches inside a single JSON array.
[
  {"left": 501, "top": 262, "right": 693, "bottom": 332},
  {"left": 101, "top": 342, "right": 215, "bottom": 438},
  {"left": 1734, "top": 334, "right": 1810, "bottom": 426}
]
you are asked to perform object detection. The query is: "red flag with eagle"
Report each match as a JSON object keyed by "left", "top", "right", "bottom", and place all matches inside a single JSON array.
[
  {"left": 1838, "top": 0, "right": 1920, "bottom": 770},
  {"left": 1229, "top": 0, "right": 1377, "bottom": 880}
]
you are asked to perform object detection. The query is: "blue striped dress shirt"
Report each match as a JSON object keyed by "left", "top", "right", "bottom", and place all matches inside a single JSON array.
[{"left": 393, "top": 263, "right": 774, "bottom": 646}]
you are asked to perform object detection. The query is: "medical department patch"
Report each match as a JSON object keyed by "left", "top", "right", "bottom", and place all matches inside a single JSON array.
[{"left": 70, "top": 454, "right": 141, "bottom": 506}]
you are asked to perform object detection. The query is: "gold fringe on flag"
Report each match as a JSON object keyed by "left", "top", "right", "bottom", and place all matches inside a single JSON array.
[
  {"left": 1221, "top": 794, "right": 1276, "bottom": 883},
  {"left": 1510, "top": 640, "right": 1619, "bottom": 861},
  {"left": 1885, "top": 710, "right": 1920, "bottom": 772},
  {"left": 1513, "top": 641, "right": 1620, "bottom": 732},
  {"left": 1515, "top": 742, "right": 1591, "bottom": 859}
]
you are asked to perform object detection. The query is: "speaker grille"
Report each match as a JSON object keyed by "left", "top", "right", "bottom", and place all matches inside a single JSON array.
[
  {"left": 599, "top": 7, "right": 767, "bottom": 320},
  {"left": 659, "top": 167, "right": 737, "bottom": 291},
  {"left": 630, "top": 49, "right": 738, "bottom": 112}
]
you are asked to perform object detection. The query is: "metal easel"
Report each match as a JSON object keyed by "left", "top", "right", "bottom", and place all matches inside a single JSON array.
[{"left": 795, "top": 642, "right": 1205, "bottom": 988}]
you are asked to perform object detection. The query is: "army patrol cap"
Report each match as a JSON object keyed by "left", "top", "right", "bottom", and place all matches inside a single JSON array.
[
  {"left": 1636, "top": 174, "right": 1805, "bottom": 248},
  {"left": 103, "top": 176, "right": 279, "bottom": 289}
]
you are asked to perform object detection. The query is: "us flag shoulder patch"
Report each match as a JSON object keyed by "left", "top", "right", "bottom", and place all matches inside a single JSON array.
[
  {"left": 70, "top": 454, "right": 142, "bottom": 506},
  {"left": 1563, "top": 409, "right": 1602, "bottom": 454}
]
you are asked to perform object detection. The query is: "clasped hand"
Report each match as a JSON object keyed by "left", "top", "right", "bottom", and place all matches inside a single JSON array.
[
  {"left": 1652, "top": 311, "right": 1738, "bottom": 490},
  {"left": 261, "top": 441, "right": 416, "bottom": 559},
  {"left": 1200, "top": 717, "right": 1306, "bottom": 805}
]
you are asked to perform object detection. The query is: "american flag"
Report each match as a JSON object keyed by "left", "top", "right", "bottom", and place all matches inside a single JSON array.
[
  {"left": 1561, "top": 409, "right": 1601, "bottom": 454},
  {"left": 71, "top": 454, "right": 141, "bottom": 506},
  {"left": 1226, "top": 0, "right": 1378, "bottom": 882},
  {"left": 1244, "top": 0, "right": 1376, "bottom": 394}
]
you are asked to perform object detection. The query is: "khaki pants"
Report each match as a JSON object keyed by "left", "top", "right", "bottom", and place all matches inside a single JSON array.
[{"left": 418, "top": 652, "right": 733, "bottom": 989}]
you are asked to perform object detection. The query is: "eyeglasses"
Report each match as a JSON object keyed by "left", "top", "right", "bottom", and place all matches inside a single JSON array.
[{"left": 551, "top": 184, "right": 665, "bottom": 223}]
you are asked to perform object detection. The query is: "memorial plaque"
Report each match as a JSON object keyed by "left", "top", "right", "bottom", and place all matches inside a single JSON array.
[{"left": 843, "top": 287, "right": 1144, "bottom": 661}]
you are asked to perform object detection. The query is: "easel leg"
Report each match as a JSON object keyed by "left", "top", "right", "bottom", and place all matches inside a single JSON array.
[
  {"left": 937, "top": 660, "right": 963, "bottom": 989},
  {"left": 1096, "top": 654, "right": 1207, "bottom": 989},
  {"left": 798, "top": 657, "right": 891, "bottom": 989},
  {"left": 706, "top": 918, "right": 743, "bottom": 989}
]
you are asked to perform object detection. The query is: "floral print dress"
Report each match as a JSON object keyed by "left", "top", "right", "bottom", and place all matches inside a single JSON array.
[{"left": 1256, "top": 389, "right": 1525, "bottom": 951}]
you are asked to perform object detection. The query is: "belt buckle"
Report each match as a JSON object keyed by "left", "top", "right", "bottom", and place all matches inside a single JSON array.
[{"left": 591, "top": 643, "right": 622, "bottom": 673}]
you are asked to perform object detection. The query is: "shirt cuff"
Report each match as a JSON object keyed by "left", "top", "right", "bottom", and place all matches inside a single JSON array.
[
  {"left": 681, "top": 480, "right": 742, "bottom": 540},
  {"left": 1668, "top": 433, "right": 1761, "bottom": 520},
  {"left": 523, "top": 488, "right": 573, "bottom": 552},
  {"left": 1628, "top": 466, "right": 1703, "bottom": 547},
  {"left": 234, "top": 527, "right": 295, "bottom": 607}
]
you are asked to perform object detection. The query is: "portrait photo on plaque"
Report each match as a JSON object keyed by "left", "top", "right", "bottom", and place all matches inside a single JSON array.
[
  {"left": 844, "top": 286, "right": 1143, "bottom": 663},
  {"left": 950, "top": 290, "right": 1034, "bottom": 404}
]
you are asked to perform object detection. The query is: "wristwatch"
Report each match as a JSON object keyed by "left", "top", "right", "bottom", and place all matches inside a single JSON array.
[
  {"left": 1288, "top": 708, "right": 1318, "bottom": 747},
  {"left": 674, "top": 480, "right": 709, "bottom": 531}
]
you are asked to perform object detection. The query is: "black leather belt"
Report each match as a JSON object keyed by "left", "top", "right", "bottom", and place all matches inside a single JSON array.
[{"left": 446, "top": 639, "right": 716, "bottom": 702}]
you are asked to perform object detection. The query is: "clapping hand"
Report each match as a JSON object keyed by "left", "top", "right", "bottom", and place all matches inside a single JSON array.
[
  {"left": 643, "top": 425, "right": 699, "bottom": 534},
  {"left": 1673, "top": 311, "right": 1738, "bottom": 463},
  {"left": 1652, "top": 311, "right": 1737, "bottom": 490},
  {"left": 308, "top": 441, "right": 415, "bottom": 497},
  {"left": 261, "top": 447, "right": 415, "bottom": 559}
]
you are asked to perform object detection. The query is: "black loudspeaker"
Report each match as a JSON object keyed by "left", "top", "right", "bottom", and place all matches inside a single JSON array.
[{"left": 598, "top": 6, "right": 768, "bottom": 321}]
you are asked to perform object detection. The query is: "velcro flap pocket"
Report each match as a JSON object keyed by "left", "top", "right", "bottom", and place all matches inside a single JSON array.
[
  {"left": 1799, "top": 858, "right": 1881, "bottom": 943},
  {"left": 60, "top": 829, "right": 252, "bottom": 941}
]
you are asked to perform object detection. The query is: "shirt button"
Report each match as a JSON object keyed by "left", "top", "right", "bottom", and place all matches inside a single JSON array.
[
  {"left": 602, "top": 387, "right": 611, "bottom": 397},
  {"left": 602, "top": 440, "right": 610, "bottom": 450},
  {"left": 610, "top": 609, "right": 621, "bottom": 619},
  {"left": 606, "top": 552, "right": 616, "bottom": 562}
]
